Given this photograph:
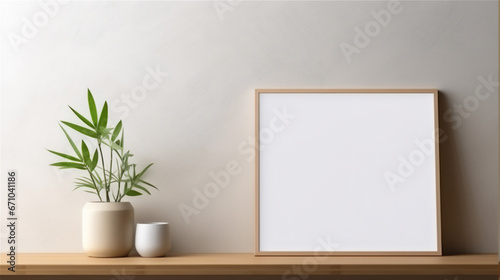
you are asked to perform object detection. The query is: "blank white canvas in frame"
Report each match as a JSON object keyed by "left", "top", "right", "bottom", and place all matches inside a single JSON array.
[{"left": 257, "top": 90, "right": 440, "bottom": 255}]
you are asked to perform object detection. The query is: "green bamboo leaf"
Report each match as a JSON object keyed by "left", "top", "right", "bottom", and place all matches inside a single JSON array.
[
  {"left": 69, "top": 106, "right": 95, "bottom": 129},
  {"left": 110, "top": 141, "right": 123, "bottom": 151},
  {"left": 94, "top": 171, "right": 103, "bottom": 184},
  {"left": 122, "top": 161, "right": 130, "bottom": 173},
  {"left": 120, "top": 130, "right": 124, "bottom": 148},
  {"left": 75, "top": 177, "right": 94, "bottom": 186},
  {"left": 75, "top": 183, "right": 99, "bottom": 192},
  {"left": 89, "top": 173, "right": 103, "bottom": 192},
  {"left": 123, "top": 151, "right": 133, "bottom": 159},
  {"left": 88, "top": 89, "right": 98, "bottom": 126},
  {"left": 111, "top": 121, "right": 122, "bottom": 142},
  {"left": 139, "top": 179, "right": 158, "bottom": 190},
  {"left": 75, "top": 177, "right": 92, "bottom": 183},
  {"left": 81, "top": 141, "right": 91, "bottom": 166},
  {"left": 102, "top": 139, "right": 122, "bottom": 151},
  {"left": 51, "top": 162, "right": 86, "bottom": 169},
  {"left": 62, "top": 121, "right": 98, "bottom": 138},
  {"left": 47, "top": 149, "right": 81, "bottom": 162},
  {"left": 125, "top": 190, "right": 142, "bottom": 196},
  {"left": 74, "top": 184, "right": 96, "bottom": 191},
  {"left": 99, "top": 127, "right": 113, "bottom": 138},
  {"left": 132, "top": 184, "right": 151, "bottom": 195},
  {"left": 76, "top": 183, "right": 93, "bottom": 187},
  {"left": 60, "top": 125, "right": 82, "bottom": 160},
  {"left": 90, "top": 150, "right": 99, "bottom": 171},
  {"left": 97, "top": 101, "right": 108, "bottom": 131},
  {"left": 136, "top": 163, "right": 153, "bottom": 180}
]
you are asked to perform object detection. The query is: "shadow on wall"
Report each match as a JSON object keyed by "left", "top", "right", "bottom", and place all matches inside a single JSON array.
[{"left": 438, "top": 91, "right": 471, "bottom": 255}]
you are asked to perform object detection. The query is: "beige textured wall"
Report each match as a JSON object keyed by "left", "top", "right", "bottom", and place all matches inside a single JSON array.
[{"left": 1, "top": 1, "right": 498, "bottom": 256}]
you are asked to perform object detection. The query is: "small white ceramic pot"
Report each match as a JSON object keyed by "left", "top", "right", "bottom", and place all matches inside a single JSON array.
[
  {"left": 82, "top": 202, "right": 135, "bottom": 257},
  {"left": 135, "top": 222, "right": 171, "bottom": 257}
]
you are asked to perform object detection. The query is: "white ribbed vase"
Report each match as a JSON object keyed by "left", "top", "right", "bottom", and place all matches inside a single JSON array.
[{"left": 82, "top": 202, "right": 135, "bottom": 257}]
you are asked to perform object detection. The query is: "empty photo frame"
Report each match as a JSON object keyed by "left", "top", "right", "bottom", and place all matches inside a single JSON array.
[{"left": 255, "top": 89, "right": 441, "bottom": 256}]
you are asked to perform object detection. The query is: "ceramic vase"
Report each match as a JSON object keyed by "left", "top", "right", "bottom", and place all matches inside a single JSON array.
[{"left": 82, "top": 202, "right": 135, "bottom": 257}]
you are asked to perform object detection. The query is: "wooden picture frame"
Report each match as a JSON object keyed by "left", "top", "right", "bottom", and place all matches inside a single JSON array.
[{"left": 255, "top": 89, "right": 441, "bottom": 256}]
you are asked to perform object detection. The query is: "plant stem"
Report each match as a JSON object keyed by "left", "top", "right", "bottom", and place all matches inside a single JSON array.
[
  {"left": 116, "top": 159, "right": 122, "bottom": 202},
  {"left": 119, "top": 165, "right": 134, "bottom": 201},
  {"left": 109, "top": 145, "right": 114, "bottom": 201},
  {"left": 116, "top": 182, "right": 121, "bottom": 202},
  {"left": 98, "top": 143, "right": 109, "bottom": 202},
  {"left": 86, "top": 169, "right": 102, "bottom": 202}
]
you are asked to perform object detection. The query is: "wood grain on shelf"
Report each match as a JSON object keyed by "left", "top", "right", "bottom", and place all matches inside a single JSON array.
[{"left": 0, "top": 253, "right": 496, "bottom": 276}]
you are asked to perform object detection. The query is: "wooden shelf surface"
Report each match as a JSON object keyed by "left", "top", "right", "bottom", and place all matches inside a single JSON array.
[{"left": 0, "top": 253, "right": 497, "bottom": 276}]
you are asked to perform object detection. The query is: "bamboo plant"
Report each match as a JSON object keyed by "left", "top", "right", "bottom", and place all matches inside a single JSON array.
[{"left": 48, "top": 89, "right": 157, "bottom": 202}]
